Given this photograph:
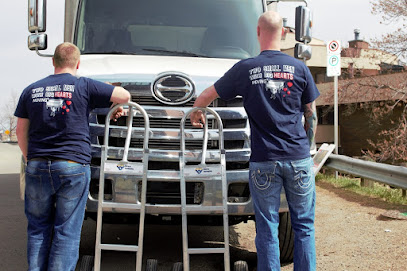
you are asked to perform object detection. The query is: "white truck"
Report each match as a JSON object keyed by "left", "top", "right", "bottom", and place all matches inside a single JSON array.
[{"left": 27, "top": 0, "right": 313, "bottom": 265}]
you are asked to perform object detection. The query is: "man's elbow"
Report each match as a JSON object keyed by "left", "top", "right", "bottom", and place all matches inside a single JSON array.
[
  {"left": 120, "top": 91, "right": 131, "bottom": 104},
  {"left": 111, "top": 87, "right": 131, "bottom": 104}
]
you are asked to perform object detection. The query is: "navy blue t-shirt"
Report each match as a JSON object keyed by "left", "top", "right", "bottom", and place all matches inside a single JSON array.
[
  {"left": 14, "top": 73, "right": 115, "bottom": 164},
  {"left": 215, "top": 50, "right": 320, "bottom": 162}
]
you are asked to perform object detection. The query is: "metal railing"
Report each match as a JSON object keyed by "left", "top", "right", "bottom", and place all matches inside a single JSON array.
[{"left": 324, "top": 154, "right": 407, "bottom": 191}]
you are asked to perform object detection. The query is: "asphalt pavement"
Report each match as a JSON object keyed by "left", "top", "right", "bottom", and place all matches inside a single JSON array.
[{"left": 0, "top": 143, "right": 27, "bottom": 270}]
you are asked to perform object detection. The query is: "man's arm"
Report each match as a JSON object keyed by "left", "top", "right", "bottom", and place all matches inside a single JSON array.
[
  {"left": 304, "top": 101, "right": 318, "bottom": 149},
  {"left": 190, "top": 85, "right": 219, "bottom": 128},
  {"left": 16, "top": 118, "right": 30, "bottom": 162},
  {"left": 110, "top": 86, "right": 131, "bottom": 104}
]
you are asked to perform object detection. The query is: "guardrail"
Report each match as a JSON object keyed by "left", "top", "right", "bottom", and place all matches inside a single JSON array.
[{"left": 324, "top": 154, "right": 407, "bottom": 194}]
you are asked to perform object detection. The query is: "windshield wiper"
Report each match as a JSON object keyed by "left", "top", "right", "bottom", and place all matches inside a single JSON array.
[
  {"left": 141, "top": 48, "right": 210, "bottom": 58},
  {"left": 82, "top": 51, "right": 138, "bottom": 55}
]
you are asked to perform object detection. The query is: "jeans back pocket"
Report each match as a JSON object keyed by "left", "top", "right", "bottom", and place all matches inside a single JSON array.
[
  {"left": 25, "top": 172, "right": 44, "bottom": 201},
  {"left": 250, "top": 162, "right": 277, "bottom": 192},
  {"left": 291, "top": 157, "right": 313, "bottom": 192},
  {"left": 58, "top": 171, "right": 87, "bottom": 200}
]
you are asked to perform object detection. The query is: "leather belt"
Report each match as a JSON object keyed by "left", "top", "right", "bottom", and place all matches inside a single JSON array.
[{"left": 30, "top": 157, "right": 79, "bottom": 164}]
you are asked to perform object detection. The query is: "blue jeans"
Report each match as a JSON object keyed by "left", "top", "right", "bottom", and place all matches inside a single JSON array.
[
  {"left": 249, "top": 157, "right": 316, "bottom": 271},
  {"left": 25, "top": 160, "right": 90, "bottom": 271}
]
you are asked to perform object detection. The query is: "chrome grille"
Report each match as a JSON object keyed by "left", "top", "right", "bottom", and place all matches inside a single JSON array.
[
  {"left": 132, "top": 117, "right": 196, "bottom": 129},
  {"left": 131, "top": 95, "right": 195, "bottom": 107},
  {"left": 139, "top": 182, "right": 203, "bottom": 205},
  {"left": 95, "top": 82, "right": 246, "bottom": 151}
]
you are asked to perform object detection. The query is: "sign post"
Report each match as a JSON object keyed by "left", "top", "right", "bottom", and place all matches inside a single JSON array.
[
  {"left": 327, "top": 40, "right": 341, "bottom": 177},
  {"left": 327, "top": 40, "right": 341, "bottom": 77}
]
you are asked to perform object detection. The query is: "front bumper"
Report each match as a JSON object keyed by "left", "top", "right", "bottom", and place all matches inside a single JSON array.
[{"left": 85, "top": 166, "right": 289, "bottom": 216}]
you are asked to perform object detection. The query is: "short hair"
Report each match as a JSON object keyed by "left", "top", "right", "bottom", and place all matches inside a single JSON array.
[
  {"left": 258, "top": 11, "right": 283, "bottom": 35},
  {"left": 53, "top": 42, "right": 80, "bottom": 69}
]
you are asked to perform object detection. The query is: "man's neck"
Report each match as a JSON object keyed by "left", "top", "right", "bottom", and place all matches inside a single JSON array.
[
  {"left": 260, "top": 42, "right": 280, "bottom": 52},
  {"left": 54, "top": 67, "right": 76, "bottom": 75},
  {"left": 259, "top": 39, "right": 281, "bottom": 52},
  {"left": 261, "top": 47, "right": 280, "bottom": 52},
  {"left": 260, "top": 42, "right": 281, "bottom": 52}
]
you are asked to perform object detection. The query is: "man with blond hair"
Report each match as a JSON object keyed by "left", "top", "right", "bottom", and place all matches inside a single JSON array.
[
  {"left": 191, "top": 11, "right": 319, "bottom": 270},
  {"left": 15, "top": 42, "right": 130, "bottom": 270}
]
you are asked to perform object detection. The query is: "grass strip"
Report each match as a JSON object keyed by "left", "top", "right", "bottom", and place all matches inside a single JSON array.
[{"left": 316, "top": 173, "right": 407, "bottom": 206}]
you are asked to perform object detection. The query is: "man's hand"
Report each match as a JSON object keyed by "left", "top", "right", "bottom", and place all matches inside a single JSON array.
[
  {"left": 190, "top": 85, "right": 219, "bottom": 128},
  {"left": 190, "top": 109, "right": 205, "bottom": 128},
  {"left": 110, "top": 105, "right": 126, "bottom": 121}
]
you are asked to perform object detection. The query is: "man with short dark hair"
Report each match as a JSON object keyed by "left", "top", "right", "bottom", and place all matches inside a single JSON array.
[
  {"left": 191, "top": 11, "right": 319, "bottom": 271},
  {"left": 15, "top": 42, "right": 130, "bottom": 270}
]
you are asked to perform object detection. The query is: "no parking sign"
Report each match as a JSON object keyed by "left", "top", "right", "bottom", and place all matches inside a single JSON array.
[{"left": 327, "top": 40, "right": 341, "bottom": 77}]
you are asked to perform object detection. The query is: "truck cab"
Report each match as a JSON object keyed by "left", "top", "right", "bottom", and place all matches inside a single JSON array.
[{"left": 27, "top": 0, "right": 313, "bottom": 263}]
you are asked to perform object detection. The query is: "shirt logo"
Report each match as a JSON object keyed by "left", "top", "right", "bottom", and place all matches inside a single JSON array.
[
  {"left": 266, "top": 80, "right": 285, "bottom": 99},
  {"left": 31, "top": 84, "right": 75, "bottom": 117},
  {"left": 46, "top": 99, "right": 64, "bottom": 117},
  {"left": 249, "top": 65, "right": 295, "bottom": 100},
  {"left": 265, "top": 80, "right": 294, "bottom": 99}
]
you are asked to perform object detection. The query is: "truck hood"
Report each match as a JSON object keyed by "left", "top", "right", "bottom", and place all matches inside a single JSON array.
[{"left": 78, "top": 55, "right": 240, "bottom": 91}]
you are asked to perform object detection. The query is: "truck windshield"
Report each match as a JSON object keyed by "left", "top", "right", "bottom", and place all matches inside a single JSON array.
[{"left": 76, "top": 0, "right": 263, "bottom": 59}]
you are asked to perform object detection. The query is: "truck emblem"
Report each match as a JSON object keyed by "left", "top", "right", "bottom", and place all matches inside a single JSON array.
[{"left": 152, "top": 72, "right": 195, "bottom": 105}]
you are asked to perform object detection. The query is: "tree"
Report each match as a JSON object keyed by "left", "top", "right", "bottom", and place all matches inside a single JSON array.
[
  {"left": 364, "top": 99, "right": 407, "bottom": 165},
  {"left": 0, "top": 92, "right": 18, "bottom": 141},
  {"left": 371, "top": 0, "right": 407, "bottom": 61},
  {"left": 362, "top": 0, "right": 407, "bottom": 165}
]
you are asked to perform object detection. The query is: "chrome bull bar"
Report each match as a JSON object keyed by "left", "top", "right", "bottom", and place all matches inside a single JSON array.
[
  {"left": 179, "top": 107, "right": 230, "bottom": 271},
  {"left": 94, "top": 102, "right": 151, "bottom": 271}
]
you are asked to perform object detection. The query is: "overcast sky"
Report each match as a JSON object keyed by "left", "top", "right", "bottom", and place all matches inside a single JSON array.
[{"left": 0, "top": 0, "right": 397, "bottom": 130}]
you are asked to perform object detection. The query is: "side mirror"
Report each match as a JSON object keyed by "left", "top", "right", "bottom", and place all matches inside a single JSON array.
[
  {"left": 28, "top": 33, "right": 48, "bottom": 51},
  {"left": 295, "top": 6, "right": 312, "bottom": 43},
  {"left": 294, "top": 43, "right": 312, "bottom": 60},
  {"left": 28, "top": 0, "right": 47, "bottom": 33}
]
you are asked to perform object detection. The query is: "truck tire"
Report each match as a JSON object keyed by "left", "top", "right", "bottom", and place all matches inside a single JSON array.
[
  {"left": 279, "top": 212, "right": 294, "bottom": 263},
  {"left": 79, "top": 255, "right": 94, "bottom": 271},
  {"left": 233, "top": 260, "right": 249, "bottom": 271},
  {"left": 146, "top": 259, "right": 158, "bottom": 271}
]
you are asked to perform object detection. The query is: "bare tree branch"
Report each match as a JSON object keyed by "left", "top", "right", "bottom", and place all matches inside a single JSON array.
[{"left": 0, "top": 92, "right": 19, "bottom": 140}]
